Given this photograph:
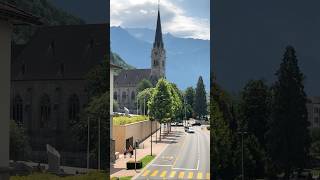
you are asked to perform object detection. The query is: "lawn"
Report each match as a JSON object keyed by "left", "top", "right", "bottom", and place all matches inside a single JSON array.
[
  {"left": 110, "top": 176, "right": 132, "bottom": 180},
  {"left": 140, "top": 155, "right": 156, "bottom": 168},
  {"left": 113, "top": 115, "right": 149, "bottom": 125},
  {"left": 10, "top": 172, "right": 108, "bottom": 180}
]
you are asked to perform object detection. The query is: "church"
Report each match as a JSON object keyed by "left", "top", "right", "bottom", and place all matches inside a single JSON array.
[
  {"left": 113, "top": 8, "right": 166, "bottom": 113},
  {"left": 11, "top": 24, "right": 108, "bottom": 167}
]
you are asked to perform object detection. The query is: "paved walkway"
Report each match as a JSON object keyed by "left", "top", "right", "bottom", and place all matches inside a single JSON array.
[{"left": 110, "top": 125, "right": 180, "bottom": 178}]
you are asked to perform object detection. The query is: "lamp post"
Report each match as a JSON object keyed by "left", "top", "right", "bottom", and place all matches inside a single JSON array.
[
  {"left": 87, "top": 117, "right": 90, "bottom": 171},
  {"left": 238, "top": 131, "right": 248, "bottom": 180},
  {"left": 98, "top": 117, "right": 101, "bottom": 170}
]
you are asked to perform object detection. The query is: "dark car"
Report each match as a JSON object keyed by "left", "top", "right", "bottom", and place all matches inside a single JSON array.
[{"left": 192, "top": 122, "right": 201, "bottom": 126}]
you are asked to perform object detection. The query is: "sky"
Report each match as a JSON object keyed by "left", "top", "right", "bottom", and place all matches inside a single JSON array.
[
  {"left": 49, "top": 0, "right": 108, "bottom": 23},
  {"left": 213, "top": 0, "right": 320, "bottom": 96},
  {"left": 111, "top": 0, "right": 210, "bottom": 40}
]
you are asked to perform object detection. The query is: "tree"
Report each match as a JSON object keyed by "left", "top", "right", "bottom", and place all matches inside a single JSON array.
[
  {"left": 239, "top": 80, "right": 270, "bottom": 146},
  {"left": 137, "top": 79, "right": 153, "bottom": 93},
  {"left": 211, "top": 94, "right": 237, "bottom": 179},
  {"left": 148, "top": 79, "right": 173, "bottom": 141},
  {"left": 137, "top": 88, "right": 155, "bottom": 115},
  {"left": 185, "top": 87, "right": 195, "bottom": 118},
  {"left": 194, "top": 76, "right": 208, "bottom": 119},
  {"left": 10, "top": 120, "right": 31, "bottom": 161},
  {"left": 266, "top": 46, "right": 310, "bottom": 178}
]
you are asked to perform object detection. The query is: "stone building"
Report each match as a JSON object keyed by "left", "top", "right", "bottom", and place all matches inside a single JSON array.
[
  {"left": 11, "top": 24, "right": 108, "bottom": 167},
  {"left": 0, "top": 2, "right": 41, "bottom": 179},
  {"left": 114, "top": 9, "right": 166, "bottom": 113},
  {"left": 307, "top": 96, "right": 320, "bottom": 128}
]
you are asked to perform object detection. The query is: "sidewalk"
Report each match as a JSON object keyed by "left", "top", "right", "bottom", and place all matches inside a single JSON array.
[{"left": 110, "top": 126, "right": 179, "bottom": 178}]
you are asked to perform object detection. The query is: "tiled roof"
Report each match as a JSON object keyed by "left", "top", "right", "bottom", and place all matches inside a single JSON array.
[
  {"left": 12, "top": 24, "right": 108, "bottom": 80},
  {"left": 0, "top": 1, "right": 42, "bottom": 25},
  {"left": 114, "top": 69, "right": 151, "bottom": 87}
]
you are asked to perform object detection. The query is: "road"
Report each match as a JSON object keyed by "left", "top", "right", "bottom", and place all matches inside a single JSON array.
[{"left": 134, "top": 122, "right": 210, "bottom": 179}]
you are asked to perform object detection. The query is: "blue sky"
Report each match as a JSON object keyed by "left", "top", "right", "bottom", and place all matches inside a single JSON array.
[{"left": 111, "top": 0, "right": 210, "bottom": 40}]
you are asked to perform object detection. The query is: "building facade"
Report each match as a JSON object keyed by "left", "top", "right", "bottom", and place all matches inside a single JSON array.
[
  {"left": 307, "top": 97, "right": 320, "bottom": 128},
  {"left": 114, "top": 10, "right": 166, "bottom": 113},
  {"left": 11, "top": 24, "right": 107, "bottom": 167}
]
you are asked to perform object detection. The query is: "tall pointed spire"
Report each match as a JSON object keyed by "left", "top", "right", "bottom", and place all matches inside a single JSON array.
[{"left": 153, "top": 0, "right": 164, "bottom": 48}]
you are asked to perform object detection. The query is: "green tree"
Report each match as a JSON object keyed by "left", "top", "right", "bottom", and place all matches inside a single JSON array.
[
  {"left": 239, "top": 80, "right": 270, "bottom": 146},
  {"left": 148, "top": 79, "right": 173, "bottom": 141},
  {"left": 137, "top": 79, "right": 153, "bottom": 93},
  {"left": 266, "top": 46, "right": 310, "bottom": 178},
  {"left": 185, "top": 87, "right": 195, "bottom": 118},
  {"left": 211, "top": 94, "right": 237, "bottom": 179},
  {"left": 10, "top": 120, "right": 31, "bottom": 161},
  {"left": 194, "top": 76, "right": 207, "bottom": 119},
  {"left": 137, "top": 88, "right": 155, "bottom": 115}
]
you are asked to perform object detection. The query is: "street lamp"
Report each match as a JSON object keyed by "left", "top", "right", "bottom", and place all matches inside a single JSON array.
[{"left": 238, "top": 131, "right": 248, "bottom": 180}]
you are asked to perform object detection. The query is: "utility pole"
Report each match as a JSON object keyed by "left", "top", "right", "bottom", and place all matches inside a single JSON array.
[
  {"left": 238, "top": 131, "right": 247, "bottom": 180},
  {"left": 143, "top": 96, "right": 146, "bottom": 116},
  {"left": 98, "top": 117, "right": 101, "bottom": 170},
  {"left": 151, "top": 120, "right": 153, "bottom": 156},
  {"left": 136, "top": 96, "right": 138, "bottom": 115},
  {"left": 87, "top": 117, "right": 90, "bottom": 171}
]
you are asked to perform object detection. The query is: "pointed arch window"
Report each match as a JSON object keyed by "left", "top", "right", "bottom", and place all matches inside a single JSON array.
[
  {"left": 131, "top": 91, "right": 135, "bottom": 100},
  {"left": 13, "top": 95, "right": 23, "bottom": 124},
  {"left": 68, "top": 94, "right": 80, "bottom": 122},
  {"left": 122, "top": 92, "right": 126, "bottom": 102},
  {"left": 40, "top": 94, "right": 51, "bottom": 128},
  {"left": 114, "top": 92, "right": 118, "bottom": 100}
]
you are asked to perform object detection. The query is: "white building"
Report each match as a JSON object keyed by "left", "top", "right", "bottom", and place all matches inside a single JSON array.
[{"left": 307, "top": 97, "right": 320, "bottom": 128}]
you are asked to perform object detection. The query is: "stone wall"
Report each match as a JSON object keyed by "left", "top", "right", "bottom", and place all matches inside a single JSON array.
[{"left": 113, "top": 120, "right": 159, "bottom": 153}]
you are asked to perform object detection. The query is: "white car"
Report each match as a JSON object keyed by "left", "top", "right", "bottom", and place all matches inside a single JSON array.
[{"left": 187, "top": 128, "right": 195, "bottom": 133}]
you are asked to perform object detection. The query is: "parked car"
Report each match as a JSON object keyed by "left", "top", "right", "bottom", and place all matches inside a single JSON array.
[
  {"left": 177, "top": 122, "right": 183, "bottom": 126},
  {"left": 171, "top": 122, "right": 177, "bottom": 126},
  {"left": 192, "top": 122, "right": 201, "bottom": 126},
  {"left": 184, "top": 126, "right": 189, "bottom": 132},
  {"left": 187, "top": 128, "right": 195, "bottom": 133}
]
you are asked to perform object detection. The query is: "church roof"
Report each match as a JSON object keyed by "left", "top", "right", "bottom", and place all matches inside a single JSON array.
[
  {"left": 114, "top": 69, "right": 151, "bottom": 87},
  {"left": 153, "top": 10, "right": 164, "bottom": 48},
  {"left": 12, "top": 24, "right": 108, "bottom": 80},
  {"left": 0, "top": 1, "right": 42, "bottom": 25}
]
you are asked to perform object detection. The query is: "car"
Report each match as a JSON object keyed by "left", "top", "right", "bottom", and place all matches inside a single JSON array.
[
  {"left": 187, "top": 128, "right": 195, "bottom": 133},
  {"left": 177, "top": 122, "right": 183, "bottom": 126},
  {"left": 192, "top": 122, "right": 201, "bottom": 126},
  {"left": 171, "top": 122, "right": 176, "bottom": 126},
  {"left": 184, "top": 126, "right": 189, "bottom": 132}
]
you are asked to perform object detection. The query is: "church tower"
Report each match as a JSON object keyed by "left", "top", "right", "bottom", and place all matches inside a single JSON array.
[{"left": 150, "top": 5, "right": 166, "bottom": 83}]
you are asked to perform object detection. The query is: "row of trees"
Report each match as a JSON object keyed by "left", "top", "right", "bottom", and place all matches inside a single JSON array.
[
  {"left": 211, "top": 46, "right": 311, "bottom": 179},
  {"left": 137, "top": 76, "right": 208, "bottom": 121}
]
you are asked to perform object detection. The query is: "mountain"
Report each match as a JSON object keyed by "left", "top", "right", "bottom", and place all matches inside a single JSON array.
[
  {"left": 2, "top": 0, "right": 84, "bottom": 44},
  {"left": 111, "top": 52, "right": 135, "bottom": 70},
  {"left": 111, "top": 27, "right": 210, "bottom": 91}
]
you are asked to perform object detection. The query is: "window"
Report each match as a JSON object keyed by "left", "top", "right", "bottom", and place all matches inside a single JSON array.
[
  {"left": 40, "top": 94, "right": 51, "bottom": 128},
  {"left": 114, "top": 92, "right": 117, "bottom": 100},
  {"left": 68, "top": 94, "right": 80, "bottom": 122},
  {"left": 122, "top": 92, "right": 126, "bottom": 102},
  {"left": 60, "top": 63, "right": 65, "bottom": 74},
  {"left": 131, "top": 91, "right": 135, "bottom": 100},
  {"left": 13, "top": 95, "right": 23, "bottom": 124},
  {"left": 22, "top": 64, "right": 26, "bottom": 74}
]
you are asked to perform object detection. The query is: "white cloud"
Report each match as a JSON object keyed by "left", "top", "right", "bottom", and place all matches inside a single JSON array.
[{"left": 110, "top": 0, "right": 210, "bottom": 40}]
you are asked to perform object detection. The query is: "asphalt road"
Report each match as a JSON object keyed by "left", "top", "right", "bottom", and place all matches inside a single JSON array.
[{"left": 134, "top": 123, "right": 210, "bottom": 180}]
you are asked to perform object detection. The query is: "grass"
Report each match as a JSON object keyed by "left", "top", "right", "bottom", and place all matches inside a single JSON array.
[
  {"left": 10, "top": 171, "right": 108, "bottom": 180},
  {"left": 113, "top": 115, "right": 149, "bottom": 125},
  {"left": 140, "top": 155, "right": 156, "bottom": 168},
  {"left": 110, "top": 176, "right": 132, "bottom": 180}
]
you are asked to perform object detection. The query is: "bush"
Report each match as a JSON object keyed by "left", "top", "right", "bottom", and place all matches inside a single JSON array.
[
  {"left": 126, "top": 161, "right": 142, "bottom": 169},
  {"left": 10, "top": 171, "right": 107, "bottom": 180},
  {"left": 113, "top": 115, "right": 149, "bottom": 125}
]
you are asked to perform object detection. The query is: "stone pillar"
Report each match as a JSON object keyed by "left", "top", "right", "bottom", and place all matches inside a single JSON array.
[{"left": 0, "top": 20, "right": 13, "bottom": 180}]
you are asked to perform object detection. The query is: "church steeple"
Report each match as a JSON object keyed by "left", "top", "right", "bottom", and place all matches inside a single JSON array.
[
  {"left": 150, "top": 1, "right": 166, "bottom": 83},
  {"left": 153, "top": 8, "right": 163, "bottom": 48}
]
